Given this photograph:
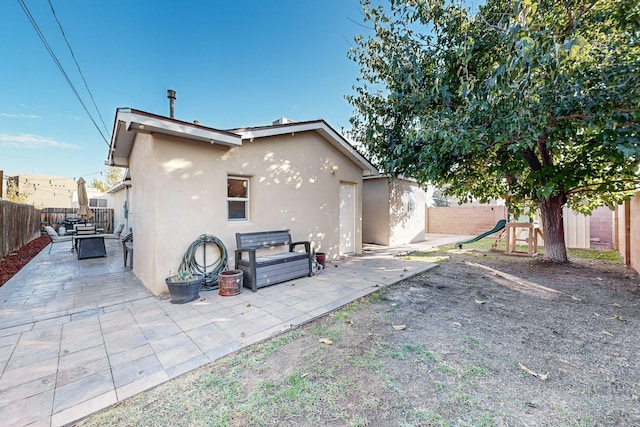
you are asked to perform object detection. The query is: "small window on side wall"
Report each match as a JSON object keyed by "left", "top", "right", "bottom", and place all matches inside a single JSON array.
[
  {"left": 228, "top": 176, "right": 249, "bottom": 221},
  {"left": 402, "top": 190, "right": 416, "bottom": 214}
]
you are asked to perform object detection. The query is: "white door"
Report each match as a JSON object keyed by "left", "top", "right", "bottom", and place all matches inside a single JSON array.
[{"left": 340, "top": 183, "right": 356, "bottom": 254}]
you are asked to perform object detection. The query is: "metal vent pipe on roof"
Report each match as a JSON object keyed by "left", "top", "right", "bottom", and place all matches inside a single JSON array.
[{"left": 167, "top": 89, "right": 176, "bottom": 119}]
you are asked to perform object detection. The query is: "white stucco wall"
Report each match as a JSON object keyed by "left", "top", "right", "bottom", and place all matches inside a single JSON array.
[
  {"left": 128, "top": 131, "right": 364, "bottom": 294},
  {"left": 108, "top": 185, "right": 130, "bottom": 233},
  {"left": 363, "top": 177, "right": 426, "bottom": 246},
  {"left": 388, "top": 179, "right": 426, "bottom": 246},
  {"left": 363, "top": 178, "right": 390, "bottom": 245}
]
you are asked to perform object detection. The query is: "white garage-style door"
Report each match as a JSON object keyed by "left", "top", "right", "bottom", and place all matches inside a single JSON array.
[{"left": 340, "top": 183, "right": 356, "bottom": 254}]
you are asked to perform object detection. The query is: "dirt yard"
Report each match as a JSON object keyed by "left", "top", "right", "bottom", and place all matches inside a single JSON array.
[{"left": 78, "top": 245, "right": 640, "bottom": 427}]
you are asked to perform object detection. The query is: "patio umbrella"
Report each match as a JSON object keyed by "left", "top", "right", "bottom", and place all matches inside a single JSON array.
[{"left": 76, "top": 177, "right": 93, "bottom": 221}]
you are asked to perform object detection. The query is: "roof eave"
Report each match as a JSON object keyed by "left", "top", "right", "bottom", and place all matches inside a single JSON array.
[{"left": 106, "top": 109, "right": 242, "bottom": 167}]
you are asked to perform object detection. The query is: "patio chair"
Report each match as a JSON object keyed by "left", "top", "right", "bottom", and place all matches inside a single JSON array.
[
  {"left": 75, "top": 224, "right": 96, "bottom": 235},
  {"left": 44, "top": 226, "right": 73, "bottom": 254},
  {"left": 103, "top": 223, "right": 125, "bottom": 240},
  {"left": 121, "top": 232, "right": 133, "bottom": 267}
]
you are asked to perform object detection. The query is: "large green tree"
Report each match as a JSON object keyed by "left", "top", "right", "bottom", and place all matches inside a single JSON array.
[
  {"left": 5, "top": 177, "right": 31, "bottom": 204},
  {"left": 348, "top": 0, "right": 639, "bottom": 262},
  {"left": 91, "top": 167, "right": 125, "bottom": 193}
]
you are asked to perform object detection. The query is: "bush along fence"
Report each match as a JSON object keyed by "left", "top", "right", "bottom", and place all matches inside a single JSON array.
[
  {"left": 40, "top": 207, "right": 114, "bottom": 234},
  {"left": 0, "top": 200, "right": 41, "bottom": 258}
]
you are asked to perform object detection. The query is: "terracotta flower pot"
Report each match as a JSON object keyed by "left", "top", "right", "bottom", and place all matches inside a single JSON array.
[
  {"left": 315, "top": 252, "right": 326, "bottom": 269},
  {"left": 218, "top": 270, "right": 243, "bottom": 296}
]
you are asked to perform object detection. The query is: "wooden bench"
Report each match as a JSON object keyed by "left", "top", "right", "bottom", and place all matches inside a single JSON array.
[{"left": 235, "top": 230, "right": 312, "bottom": 292}]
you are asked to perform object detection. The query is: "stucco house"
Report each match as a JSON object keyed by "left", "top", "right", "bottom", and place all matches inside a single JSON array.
[{"left": 106, "top": 108, "right": 377, "bottom": 294}]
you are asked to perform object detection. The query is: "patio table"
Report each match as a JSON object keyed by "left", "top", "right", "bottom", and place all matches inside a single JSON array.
[{"left": 75, "top": 235, "right": 107, "bottom": 260}]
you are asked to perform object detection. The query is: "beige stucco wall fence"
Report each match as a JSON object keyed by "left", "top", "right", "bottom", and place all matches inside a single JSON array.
[
  {"left": 426, "top": 206, "right": 508, "bottom": 236},
  {"left": 0, "top": 200, "right": 41, "bottom": 257},
  {"left": 426, "top": 205, "right": 596, "bottom": 250}
]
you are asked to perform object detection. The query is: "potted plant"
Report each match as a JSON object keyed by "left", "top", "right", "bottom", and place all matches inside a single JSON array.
[{"left": 165, "top": 271, "right": 204, "bottom": 304}]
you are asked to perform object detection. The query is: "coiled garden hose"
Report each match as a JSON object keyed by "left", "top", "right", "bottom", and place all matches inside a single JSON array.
[{"left": 178, "top": 234, "right": 229, "bottom": 290}]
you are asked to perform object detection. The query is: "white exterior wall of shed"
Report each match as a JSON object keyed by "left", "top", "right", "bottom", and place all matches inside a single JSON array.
[
  {"left": 363, "top": 177, "right": 426, "bottom": 246},
  {"left": 362, "top": 178, "right": 391, "bottom": 245}
]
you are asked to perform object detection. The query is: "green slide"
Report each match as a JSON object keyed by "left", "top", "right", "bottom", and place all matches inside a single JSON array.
[{"left": 454, "top": 219, "right": 507, "bottom": 249}]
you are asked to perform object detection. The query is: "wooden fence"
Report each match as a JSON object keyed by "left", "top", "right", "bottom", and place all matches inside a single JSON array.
[
  {"left": 615, "top": 193, "right": 640, "bottom": 274},
  {"left": 0, "top": 200, "right": 41, "bottom": 258},
  {"left": 40, "top": 208, "right": 114, "bottom": 234}
]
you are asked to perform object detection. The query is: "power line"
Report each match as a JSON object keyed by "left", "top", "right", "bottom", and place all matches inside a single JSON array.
[
  {"left": 17, "top": 0, "right": 110, "bottom": 146},
  {"left": 2, "top": 169, "right": 109, "bottom": 182},
  {"left": 47, "top": 0, "right": 111, "bottom": 138}
]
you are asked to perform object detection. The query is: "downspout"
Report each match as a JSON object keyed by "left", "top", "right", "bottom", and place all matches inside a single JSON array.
[{"left": 125, "top": 185, "right": 131, "bottom": 233}]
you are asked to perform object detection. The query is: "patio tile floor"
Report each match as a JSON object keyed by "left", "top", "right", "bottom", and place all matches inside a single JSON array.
[{"left": 0, "top": 234, "right": 463, "bottom": 426}]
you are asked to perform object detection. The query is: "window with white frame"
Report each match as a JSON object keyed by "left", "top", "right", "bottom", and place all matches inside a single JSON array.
[
  {"left": 89, "top": 198, "right": 108, "bottom": 208},
  {"left": 227, "top": 176, "right": 249, "bottom": 220},
  {"left": 402, "top": 190, "right": 416, "bottom": 213}
]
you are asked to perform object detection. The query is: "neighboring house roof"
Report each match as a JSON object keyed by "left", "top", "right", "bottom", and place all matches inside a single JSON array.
[
  {"left": 107, "top": 108, "right": 242, "bottom": 168},
  {"left": 106, "top": 169, "right": 132, "bottom": 194},
  {"left": 106, "top": 108, "right": 377, "bottom": 176}
]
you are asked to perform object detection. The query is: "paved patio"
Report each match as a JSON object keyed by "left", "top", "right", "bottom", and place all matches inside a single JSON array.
[{"left": 0, "top": 234, "right": 462, "bottom": 426}]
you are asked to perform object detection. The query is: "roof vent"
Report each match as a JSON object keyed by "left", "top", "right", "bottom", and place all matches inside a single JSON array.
[
  {"left": 167, "top": 89, "right": 176, "bottom": 119},
  {"left": 272, "top": 117, "right": 295, "bottom": 125}
]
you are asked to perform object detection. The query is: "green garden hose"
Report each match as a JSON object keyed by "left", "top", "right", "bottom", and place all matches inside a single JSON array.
[{"left": 178, "top": 234, "right": 229, "bottom": 290}]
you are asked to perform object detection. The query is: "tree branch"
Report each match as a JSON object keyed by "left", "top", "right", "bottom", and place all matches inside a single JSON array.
[
  {"left": 522, "top": 146, "right": 542, "bottom": 171},
  {"left": 552, "top": 114, "right": 589, "bottom": 121},
  {"left": 562, "top": 0, "right": 599, "bottom": 36},
  {"left": 536, "top": 131, "right": 552, "bottom": 167},
  {"left": 567, "top": 179, "right": 640, "bottom": 196}
]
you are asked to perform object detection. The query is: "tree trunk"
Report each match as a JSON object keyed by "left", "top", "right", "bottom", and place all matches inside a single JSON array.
[{"left": 539, "top": 194, "right": 568, "bottom": 262}]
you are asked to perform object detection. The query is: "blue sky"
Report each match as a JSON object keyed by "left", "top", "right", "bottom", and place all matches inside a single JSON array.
[{"left": 1, "top": 0, "right": 369, "bottom": 181}]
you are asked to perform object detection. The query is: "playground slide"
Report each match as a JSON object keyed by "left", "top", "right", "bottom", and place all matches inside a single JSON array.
[{"left": 454, "top": 219, "right": 507, "bottom": 249}]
